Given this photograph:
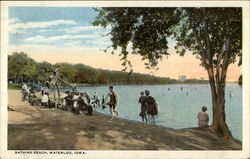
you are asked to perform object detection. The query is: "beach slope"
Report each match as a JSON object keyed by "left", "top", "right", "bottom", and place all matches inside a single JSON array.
[{"left": 8, "top": 90, "right": 241, "bottom": 150}]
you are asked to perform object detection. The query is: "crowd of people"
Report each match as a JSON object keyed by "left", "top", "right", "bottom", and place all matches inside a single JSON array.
[
  {"left": 21, "top": 82, "right": 120, "bottom": 118},
  {"left": 21, "top": 83, "right": 209, "bottom": 127}
]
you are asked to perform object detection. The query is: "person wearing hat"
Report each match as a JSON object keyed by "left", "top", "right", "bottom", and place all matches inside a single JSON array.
[
  {"left": 106, "top": 86, "right": 119, "bottom": 120},
  {"left": 198, "top": 106, "right": 209, "bottom": 128}
]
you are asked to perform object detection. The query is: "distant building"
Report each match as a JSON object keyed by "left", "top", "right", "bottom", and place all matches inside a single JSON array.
[{"left": 179, "top": 75, "right": 187, "bottom": 82}]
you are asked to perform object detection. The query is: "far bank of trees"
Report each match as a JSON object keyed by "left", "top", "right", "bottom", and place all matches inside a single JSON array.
[{"left": 8, "top": 52, "right": 180, "bottom": 85}]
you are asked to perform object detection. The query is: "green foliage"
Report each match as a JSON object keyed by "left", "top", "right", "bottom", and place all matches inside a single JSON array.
[
  {"left": 35, "top": 62, "right": 53, "bottom": 82},
  {"left": 93, "top": 8, "right": 181, "bottom": 70},
  {"left": 8, "top": 83, "right": 22, "bottom": 90},
  {"left": 93, "top": 7, "right": 242, "bottom": 70},
  {"left": 8, "top": 52, "right": 37, "bottom": 83},
  {"left": 175, "top": 8, "right": 242, "bottom": 67},
  {"left": 55, "top": 63, "right": 76, "bottom": 83},
  {"left": 8, "top": 52, "right": 179, "bottom": 85},
  {"left": 97, "top": 72, "right": 108, "bottom": 84}
]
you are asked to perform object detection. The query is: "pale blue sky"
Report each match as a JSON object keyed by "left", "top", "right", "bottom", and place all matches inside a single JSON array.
[{"left": 9, "top": 7, "right": 111, "bottom": 48}]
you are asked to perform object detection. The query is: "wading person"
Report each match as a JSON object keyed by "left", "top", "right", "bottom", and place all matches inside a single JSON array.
[
  {"left": 145, "top": 90, "right": 158, "bottom": 124},
  {"left": 230, "top": 90, "right": 233, "bottom": 98},
  {"left": 198, "top": 106, "right": 209, "bottom": 128},
  {"left": 138, "top": 91, "right": 147, "bottom": 123},
  {"left": 92, "top": 92, "right": 100, "bottom": 108},
  {"left": 106, "top": 86, "right": 119, "bottom": 120},
  {"left": 101, "top": 95, "right": 106, "bottom": 109}
]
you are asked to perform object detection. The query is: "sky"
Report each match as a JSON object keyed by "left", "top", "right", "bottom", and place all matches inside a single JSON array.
[{"left": 8, "top": 7, "right": 241, "bottom": 81}]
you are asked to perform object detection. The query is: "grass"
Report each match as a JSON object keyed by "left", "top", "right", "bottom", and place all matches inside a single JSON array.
[{"left": 8, "top": 83, "right": 22, "bottom": 90}]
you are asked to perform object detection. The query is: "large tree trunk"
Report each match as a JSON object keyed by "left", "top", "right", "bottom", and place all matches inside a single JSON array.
[
  {"left": 208, "top": 38, "right": 233, "bottom": 139},
  {"left": 207, "top": 69, "right": 217, "bottom": 124},
  {"left": 210, "top": 77, "right": 233, "bottom": 139}
]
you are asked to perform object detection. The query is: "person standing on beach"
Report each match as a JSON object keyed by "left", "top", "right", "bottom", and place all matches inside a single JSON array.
[
  {"left": 41, "top": 91, "right": 49, "bottom": 108},
  {"left": 21, "top": 83, "right": 30, "bottom": 101},
  {"left": 198, "top": 106, "right": 209, "bottom": 128},
  {"left": 106, "top": 86, "right": 119, "bottom": 120},
  {"left": 138, "top": 91, "right": 147, "bottom": 123}
]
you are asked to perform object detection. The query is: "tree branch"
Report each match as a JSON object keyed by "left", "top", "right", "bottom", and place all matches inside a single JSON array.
[
  {"left": 204, "top": 21, "right": 212, "bottom": 65},
  {"left": 186, "top": 10, "right": 209, "bottom": 68},
  {"left": 220, "top": 38, "right": 231, "bottom": 83}
]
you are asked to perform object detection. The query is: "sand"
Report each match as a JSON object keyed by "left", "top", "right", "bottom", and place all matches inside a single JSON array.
[{"left": 8, "top": 90, "right": 241, "bottom": 150}]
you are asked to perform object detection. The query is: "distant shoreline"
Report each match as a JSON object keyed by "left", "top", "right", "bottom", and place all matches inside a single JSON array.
[
  {"left": 73, "top": 82, "right": 238, "bottom": 86},
  {"left": 8, "top": 82, "right": 240, "bottom": 90}
]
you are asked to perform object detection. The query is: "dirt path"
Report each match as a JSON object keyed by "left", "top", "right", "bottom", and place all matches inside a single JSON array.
[{"left": 8, "top": 90, "right": 241, "bottom": 150}]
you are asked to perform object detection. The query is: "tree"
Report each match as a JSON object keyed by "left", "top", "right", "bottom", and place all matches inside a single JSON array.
[
  {"left": 55, "top": 63, "right": 76, "bottom": 83},
  {"left": 97, "top": 72, "right": 108, "bottom": 84},
  {"left": 93, "top": 7, "right": 242, "bottom": 139},
  {"left": 35, "top": 62, "right": 53, "bottom": 82},
  {"left": 8, "top": 52, "right": 37, "bottom": 83}
]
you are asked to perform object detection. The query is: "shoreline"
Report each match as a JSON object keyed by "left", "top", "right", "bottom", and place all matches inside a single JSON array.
[
  {"left": 8, "top": 82, "right": 240, "bottom": 91},
  {"left": 8, "top": 89, "right": 241, "bottom": 150}
]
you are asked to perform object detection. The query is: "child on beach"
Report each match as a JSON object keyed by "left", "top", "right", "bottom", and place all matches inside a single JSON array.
[{"left": 138, "top": 91, "right": 147, "bottom": 123}]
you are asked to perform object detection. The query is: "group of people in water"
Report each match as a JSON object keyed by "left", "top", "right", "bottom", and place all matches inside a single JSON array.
[
  {"left": 138, "top": 90, "right": 158, "bottom": 123},
  {"left": 21, "top": 82, "right": 209, "bottom": 127}
]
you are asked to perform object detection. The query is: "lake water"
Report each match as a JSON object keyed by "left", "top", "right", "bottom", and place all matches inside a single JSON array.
[{"left": 73, "top": 83, "right": 242, "bottom": 140}]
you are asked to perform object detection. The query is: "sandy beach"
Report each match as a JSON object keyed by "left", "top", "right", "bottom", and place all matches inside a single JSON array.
[{"left": 8, "top": 90, "right": 241, "bottom": 150}]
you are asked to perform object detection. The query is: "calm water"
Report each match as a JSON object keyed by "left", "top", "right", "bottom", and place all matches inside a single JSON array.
[{"left": 73, "top": 83, "right": 242, "bottom": 140}]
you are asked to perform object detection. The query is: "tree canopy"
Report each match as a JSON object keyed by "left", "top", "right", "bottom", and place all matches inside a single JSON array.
[
  {"left": 8, "top": 52, "right": 37, "bottom": 83},
  {"left": 93, "top": 7, "right": 241, "bottom": 70},
  {"left": 8, "top": 52, "right": 182, "bottom": 85}
]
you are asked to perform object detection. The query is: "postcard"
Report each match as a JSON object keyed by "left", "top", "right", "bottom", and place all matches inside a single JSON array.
[{"left": 1, "top": 1, "right": 249, "bottom": 159}]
